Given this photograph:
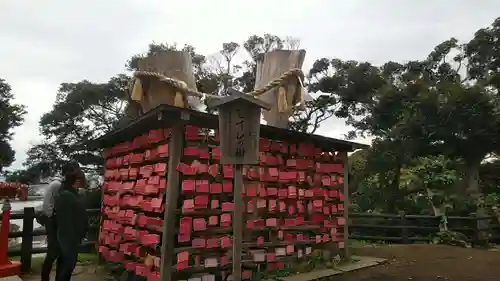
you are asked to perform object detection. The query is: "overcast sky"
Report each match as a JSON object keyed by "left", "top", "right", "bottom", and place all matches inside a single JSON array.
[{"left": 1, "top": 0, "right": 499, "bottom": 170}]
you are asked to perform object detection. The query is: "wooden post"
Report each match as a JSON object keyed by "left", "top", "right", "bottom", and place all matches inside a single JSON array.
[
  {"left": 474, "top": 209, "right": 489, "bottom": 247},
  {"left": 233, "top": 164, "right": 244, "bottom": 280},
  {"left": 0, "top": 200, "right": 11, "bottom": 266},
  {"left": 159, "top": 112, "right": 188, "bottom": 281},
  {"left": 20, "top": 207, "right": 35, "bottom": 273},
  {"left": 208, "top": 89, "right": 270, "bottom": 281},
  {"left": 471, "top": 213, "right": 480, "bottom": 247},
  {"left": 342, "top": 152, "right": 350, "bottom": 258},
  {"left": 399, "top": 211, "right": 409, "bottom": 244},
  {"left": 254, "top": 50, "right": 306, "bottom": 128},
  {"left": 135, "top": 50, "right": 198, "bottom": 113},
  {"left": 98, "top": 186, "right": 106, "bottom": 265}
]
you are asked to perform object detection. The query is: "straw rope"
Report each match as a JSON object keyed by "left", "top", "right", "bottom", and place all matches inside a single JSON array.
[{"left": 132, "top": 68, "right": 304, "bottom": 100}]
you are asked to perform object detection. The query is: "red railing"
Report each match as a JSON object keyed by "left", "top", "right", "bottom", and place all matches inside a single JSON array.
[{"left": 0, "top": 182, "right": 27, "bottom": 277}]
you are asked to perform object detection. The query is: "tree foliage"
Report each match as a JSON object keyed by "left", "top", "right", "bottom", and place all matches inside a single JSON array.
[
  {"left": 335, "top": 17, "right": 500, "bottom": 215},
  {"left": 0, "top": 79, "right": 26, "bottom": 171},
  {"left": 401, "top": 155, "right": 462, "bottom": 217},
  {"left": 23, "top": 75, "right": 129, "bottom": 178},
  {"left": 308, "top": 18, "right": 500, "bottom": 214}
]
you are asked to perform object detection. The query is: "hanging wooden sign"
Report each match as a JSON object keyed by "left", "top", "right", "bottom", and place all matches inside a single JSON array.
[{"left": 208, "top": 89, "right": 271, "bottom": 165}]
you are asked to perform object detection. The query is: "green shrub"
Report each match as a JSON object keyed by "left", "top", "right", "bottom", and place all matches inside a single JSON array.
[{"left": 432, "top": 231, "right": 470, "bottom": 248}]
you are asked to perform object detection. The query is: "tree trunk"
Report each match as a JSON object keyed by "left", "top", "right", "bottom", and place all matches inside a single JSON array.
[
  {"left": 386, "top": 152, "right": 403, "bottom": 213},
  {"left": 136, "top": 50, "right": 198, "bottom": 113},
  {"left": 464, "top": 159, "right": 481, "bottom": 199},
  {"left": 254, "top": 50, "right": 306, "bottom": 128},
  {"left": 377, "top": 175, "right": 390, "bottom": 212}
]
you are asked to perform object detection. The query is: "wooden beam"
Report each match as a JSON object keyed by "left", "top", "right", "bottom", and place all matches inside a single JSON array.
[
  {"left": 232, "top": 164, "right": 244, "bottom": 281},
  {"left": 342, "top": 152, "right": 350, "bottom": 258},
  {"left": 160, "top": 113, "right": 188, "bottom": 281}
]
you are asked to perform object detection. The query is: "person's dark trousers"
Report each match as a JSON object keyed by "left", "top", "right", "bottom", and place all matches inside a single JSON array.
[
  {"left": 41, "top": 217, "right": 60, "bottom": 281},
  {"left": 55, "top": 248, "right": 78, "bottom": 281}
]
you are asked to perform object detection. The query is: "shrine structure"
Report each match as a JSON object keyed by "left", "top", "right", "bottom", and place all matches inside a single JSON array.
[{"left": 91, "top": 49, "right": 368, "bottom": 281}]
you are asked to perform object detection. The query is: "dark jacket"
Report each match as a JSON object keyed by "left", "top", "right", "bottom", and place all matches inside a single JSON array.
[{"left": 54, "top": 184, "right": 88, "bottom": 254}]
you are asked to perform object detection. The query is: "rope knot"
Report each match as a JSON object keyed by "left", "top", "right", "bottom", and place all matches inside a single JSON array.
[{"left": 132, "top": 67, "right": 306, "bottom": 111}]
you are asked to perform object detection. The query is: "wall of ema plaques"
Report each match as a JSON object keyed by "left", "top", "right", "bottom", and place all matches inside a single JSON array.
[{"left": 98, "top": 125, "right": 346, "bottom": 281}]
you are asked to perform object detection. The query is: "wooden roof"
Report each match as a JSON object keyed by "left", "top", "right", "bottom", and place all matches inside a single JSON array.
[{"left": 88, "top": 104, "right": 369, "bottom": 152}]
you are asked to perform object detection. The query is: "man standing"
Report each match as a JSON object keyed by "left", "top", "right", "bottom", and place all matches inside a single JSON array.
[
  {"left": 54, "top": 170, "right": 88, "bottom": 281},
  {"left": 40, "top": 161, "right": 81, "bottom": 281}
]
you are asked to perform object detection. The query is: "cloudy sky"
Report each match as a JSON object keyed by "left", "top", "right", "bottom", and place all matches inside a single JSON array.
[{"left": 1, "top": 0, "right": 499, "bottom": 170}]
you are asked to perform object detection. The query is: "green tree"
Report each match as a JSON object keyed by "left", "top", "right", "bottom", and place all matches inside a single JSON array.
[
  {"left": 24, "top": 142, "right": 65, "bottom": 178},
  {"left": 26, "top": 75, "right": 129, "bottom": 175},
  {"left": 348, "top": 139, "right": 414, "bottom": 213},
  {"left": 3, "top": 170, "right": 25, "bottom": 182},
  {"left": 314, "top": 20, "right": 500, "bottom": 203},
  {"left": 479, "top": 159, "right": 500, "bottom": 196},
  {"left": 464, "top": 17, "right": 500, "bottom": 89},
  {"left": 0, "top": 79, "right": 26, "bottom": 171},
  {"left": 303, "top": 57, "right": 418, "bottom": 212},
  {"left": 401, "top": 155, "right": 463, "bottom": 221},
  {"left": 2, "top": 165, "right": 46, "bottom": 184},
  {"left": 408, "top": 34, "right": 500, "bottom": 200}
]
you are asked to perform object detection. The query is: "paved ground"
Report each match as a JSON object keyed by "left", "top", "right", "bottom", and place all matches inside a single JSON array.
[
  {"left": 332, "top": 244, "right": 500, "bottom": 281},
  {"left": 280, "top": 255, "right": 386, "bottom": 281}
]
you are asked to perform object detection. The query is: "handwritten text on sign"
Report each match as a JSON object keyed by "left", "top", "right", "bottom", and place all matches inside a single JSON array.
[
  {"left": 235, "top": 108, "right": 247, "bottom": 158},
  {"left": 218, "top": 100, "right": 260, "bottom": 164}
]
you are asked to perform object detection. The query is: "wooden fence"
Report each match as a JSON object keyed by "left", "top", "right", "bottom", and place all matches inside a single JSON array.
[
  {"left": 7, "top": 207, "right": 100, "bottom": 273},
  {"left": 7, "top": 208, "right": 500, "bottom": 272},
  {"left": 349, "top": 212, "right": 500, "bottom": 245}
]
